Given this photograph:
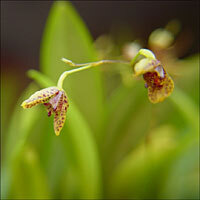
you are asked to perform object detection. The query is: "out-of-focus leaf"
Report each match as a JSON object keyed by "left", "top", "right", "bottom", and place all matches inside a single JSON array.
[
  {"left": 27, "top": 69, "right": 55, "bottom": 88},
  {"left": 175, "top": 54, "right": 199, "bottom": 104},
  {"left": 40, "top": 1, "right": 104, "bottom": 133},
  {"left": 1, "top": 83, "right": 43, "bottom": 198},
  {"left": 60, "top": 167, "right": 80, "bottom": 198},
  {"left": 28, "top": 71, "right": 102, "bottom": 199},
  {"left": 1, "top": 72, "right": 21, "bottom": 145},
  {"left": 59, "top": 101, "right": 102, "bottom": 199},
  {"left": 109, "top": 124, "right": 199, "bottom": 199},
  {"left": 158, "top": 137, "right": 199, "bottom": 199},
  {"left": 102, "top": 81, "right": 152, "bottom": 181},
  {"left": 9, "top": 145, "right": 50, "bottom": 199},
  {"left": 108, "top": 125, "right": 177, "bottom": 199},
  {"left": 169, "top": 86, "right": 198, "bottom": 133},
  {"left": 4, "top": 83, "right": 41, "bottom": 161},
  {"left": 24, "top": 109, "right": 69, "bottom": 197},
  {"left": 55, "top": 102, "right": 101, "bottom": 199}
]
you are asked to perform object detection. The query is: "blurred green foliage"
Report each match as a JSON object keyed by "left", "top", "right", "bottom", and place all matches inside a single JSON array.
[{"left": 1, "top": 1, "right": 199, "bottom": 199}]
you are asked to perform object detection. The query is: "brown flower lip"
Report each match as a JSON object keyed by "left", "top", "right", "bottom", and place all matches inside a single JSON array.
[
  {"left": 134, "top": 58, "right": 174, "bottom": 103},
  {"left": 21, "top": 86, "right": 69, "bottom": 136}
]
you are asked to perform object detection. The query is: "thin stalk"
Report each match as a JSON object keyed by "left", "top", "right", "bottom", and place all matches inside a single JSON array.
[
  {"left": 61, "top": 58, "right": 129, "bottom": 67},
  {"left": 58, "top": 58, "right": 130, "bottom": 89},
  {"left": 58, "top": 48, "right": 154, "bottom": 89}
]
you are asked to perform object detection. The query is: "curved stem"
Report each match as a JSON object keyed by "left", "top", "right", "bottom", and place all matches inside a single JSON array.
[
  {"left": 57, "top": 64, "right": 94, "bottom": 88},
  {"left": 58, "top": 59, "right": 130, "bottom": 89},
  {"left": 61, "top": 58, "right": 129, "bottom": 67},
  {"left": 58, "top": 48, "right": 155, "bottom": 89}
]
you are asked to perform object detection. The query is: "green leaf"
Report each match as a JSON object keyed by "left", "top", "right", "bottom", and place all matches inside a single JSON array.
[
  {"left": 24, "top": 71, "right": 68, "bottom": 195},
  {"left": 60, "top": 102, "right": 102, "bottom": 199},
  {"left": 9, "top": 145, "right": 50, "bottom": 199},
  {"left": 175, "top": 54, "right": 199, "bottom": 104},
  {"left": 169, "top": 86, "right": 198, "bottom": 133},
  {"left": 101, "top": 82, "right": 152, "bottom": 182},
  {"left": 109, "top": 125, "right": 199, "bottom": 199},
  {"left": 4, "top": 83, "right": 41, "bottom": 161},
  {"left": 2, "top": 83, "right": 43, "bottom": 198},
  {"left": 1, "top": 72, "right": 21, "bottom": 144},
  {"left": 159, "top": 138, "right": 199, "bottom": 199},
  {"left": 27, "top": 69, "right": 56, "bottom": 88},
  {"left": 27, "top": 70, "right": 102, "bottom": 199},
  {"left": 40, "top": 1, "right": 104, "bottom": 133}
]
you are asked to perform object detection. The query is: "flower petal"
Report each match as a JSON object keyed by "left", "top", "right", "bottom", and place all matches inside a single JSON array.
[
  {"left": 43, "top": 103, "right": 54, "bottom": 117},
  {"left": 134, "top": 58, "right": 161, "bottom": 76},
  {"left": 54, "top": 91, "right": 69, "bottom": 136},
  {"left": 147, "top": 73, "right": 174, "bottom": 103},
  {"left": 49, "top": 90, "right": 63, "bottom": 111},
  {"left": 43, "top": 90, "right": 63, "bottom": 116},
  {"left": 21, "top": 87, "right": 59, "bottom": 109}
]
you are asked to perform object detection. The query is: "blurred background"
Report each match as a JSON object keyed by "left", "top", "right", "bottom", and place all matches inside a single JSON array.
[
  {"left": 1, "top": 1, "right": 199, "bottom": 199},
  {"left": 1, "top": 1, "right": 199, "bottom": 69},
  {"left": 1, "top": 0, "right": 199, "bottom": 115}
]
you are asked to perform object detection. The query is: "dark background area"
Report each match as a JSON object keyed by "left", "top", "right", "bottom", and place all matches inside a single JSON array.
[{"left": 1, "top": 0, "right": 199, "bottom": 87}]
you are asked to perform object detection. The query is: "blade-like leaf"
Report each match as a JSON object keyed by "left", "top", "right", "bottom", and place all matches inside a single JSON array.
[
  {"left": 102, "top": 82, "right": 152, "bottom": 175},
  {"left": 40, "top": 1, "right": 104, "bottom": 133},
  {"left": 9, "top": 145, "right": 50, "bottom": 199},
  {"left": 109, "top": 125, "right": 199, "bottom": 199},
  {"left": 60, "top": 101, "right": 102, "bottom": 199},
  {"left": 2, "top": 83, "right": 43, "bottom": 198},
  {"left": 27, "top": 71, "right": 102, "bottom": 199}
]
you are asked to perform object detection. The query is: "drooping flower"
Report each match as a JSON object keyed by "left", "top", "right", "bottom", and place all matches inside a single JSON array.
[
  {"left": 21, "top": 87, "right": 69, "bottom": 136},
  {"left": 134, "top": 58, "right": 174, "bottom": 103}
]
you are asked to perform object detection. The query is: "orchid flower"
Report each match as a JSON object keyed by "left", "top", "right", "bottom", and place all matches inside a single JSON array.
[
  {"left": 132, "top": 49, "right": 174, "bottom": 103},
  {"left": 21, "top": 87, "right": 69, "bottom": 136}
]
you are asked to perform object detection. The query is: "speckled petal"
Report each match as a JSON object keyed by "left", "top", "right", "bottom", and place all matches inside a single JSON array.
[
  {"left": 49, "top": 90, "right": 63, "bottom": 111},
  {"left": 43, "top": 103, "right": 54, "bottom": 117},
  {"left": 21, "top": 87, "right": 59, "bottom": 109},
  {"left": 148, "top": 73, "right": 174, "bottom": 103},
  {"left": 54, "top": 91, "right": 69, "bottom": 136}
]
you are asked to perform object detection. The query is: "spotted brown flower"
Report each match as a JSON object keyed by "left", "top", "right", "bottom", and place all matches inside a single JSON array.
[
  {"left": 134, "top": 58, "right": 174, "bottom": 103},
  {"left": 21, "top": 87, "right": 69, "bottom": 136}
]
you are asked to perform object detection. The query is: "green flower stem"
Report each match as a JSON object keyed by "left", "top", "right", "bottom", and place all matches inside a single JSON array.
[
  {"left": 59, "top": 49, "right": 156, "bottom": 89},
  {"left": 61, "top": 58, "right": 129, "bottom": 67},
  {"left": 57, "top": 58, "right": 130, "bottom": 89}
]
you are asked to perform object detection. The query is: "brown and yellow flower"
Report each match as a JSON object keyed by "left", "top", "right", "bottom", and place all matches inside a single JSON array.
[
  {"left": 21, "top": 87, "right": 69, "bottom": 136},
  {"left": 134, "top": 58, "right": 174, "bottom": 103}
]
